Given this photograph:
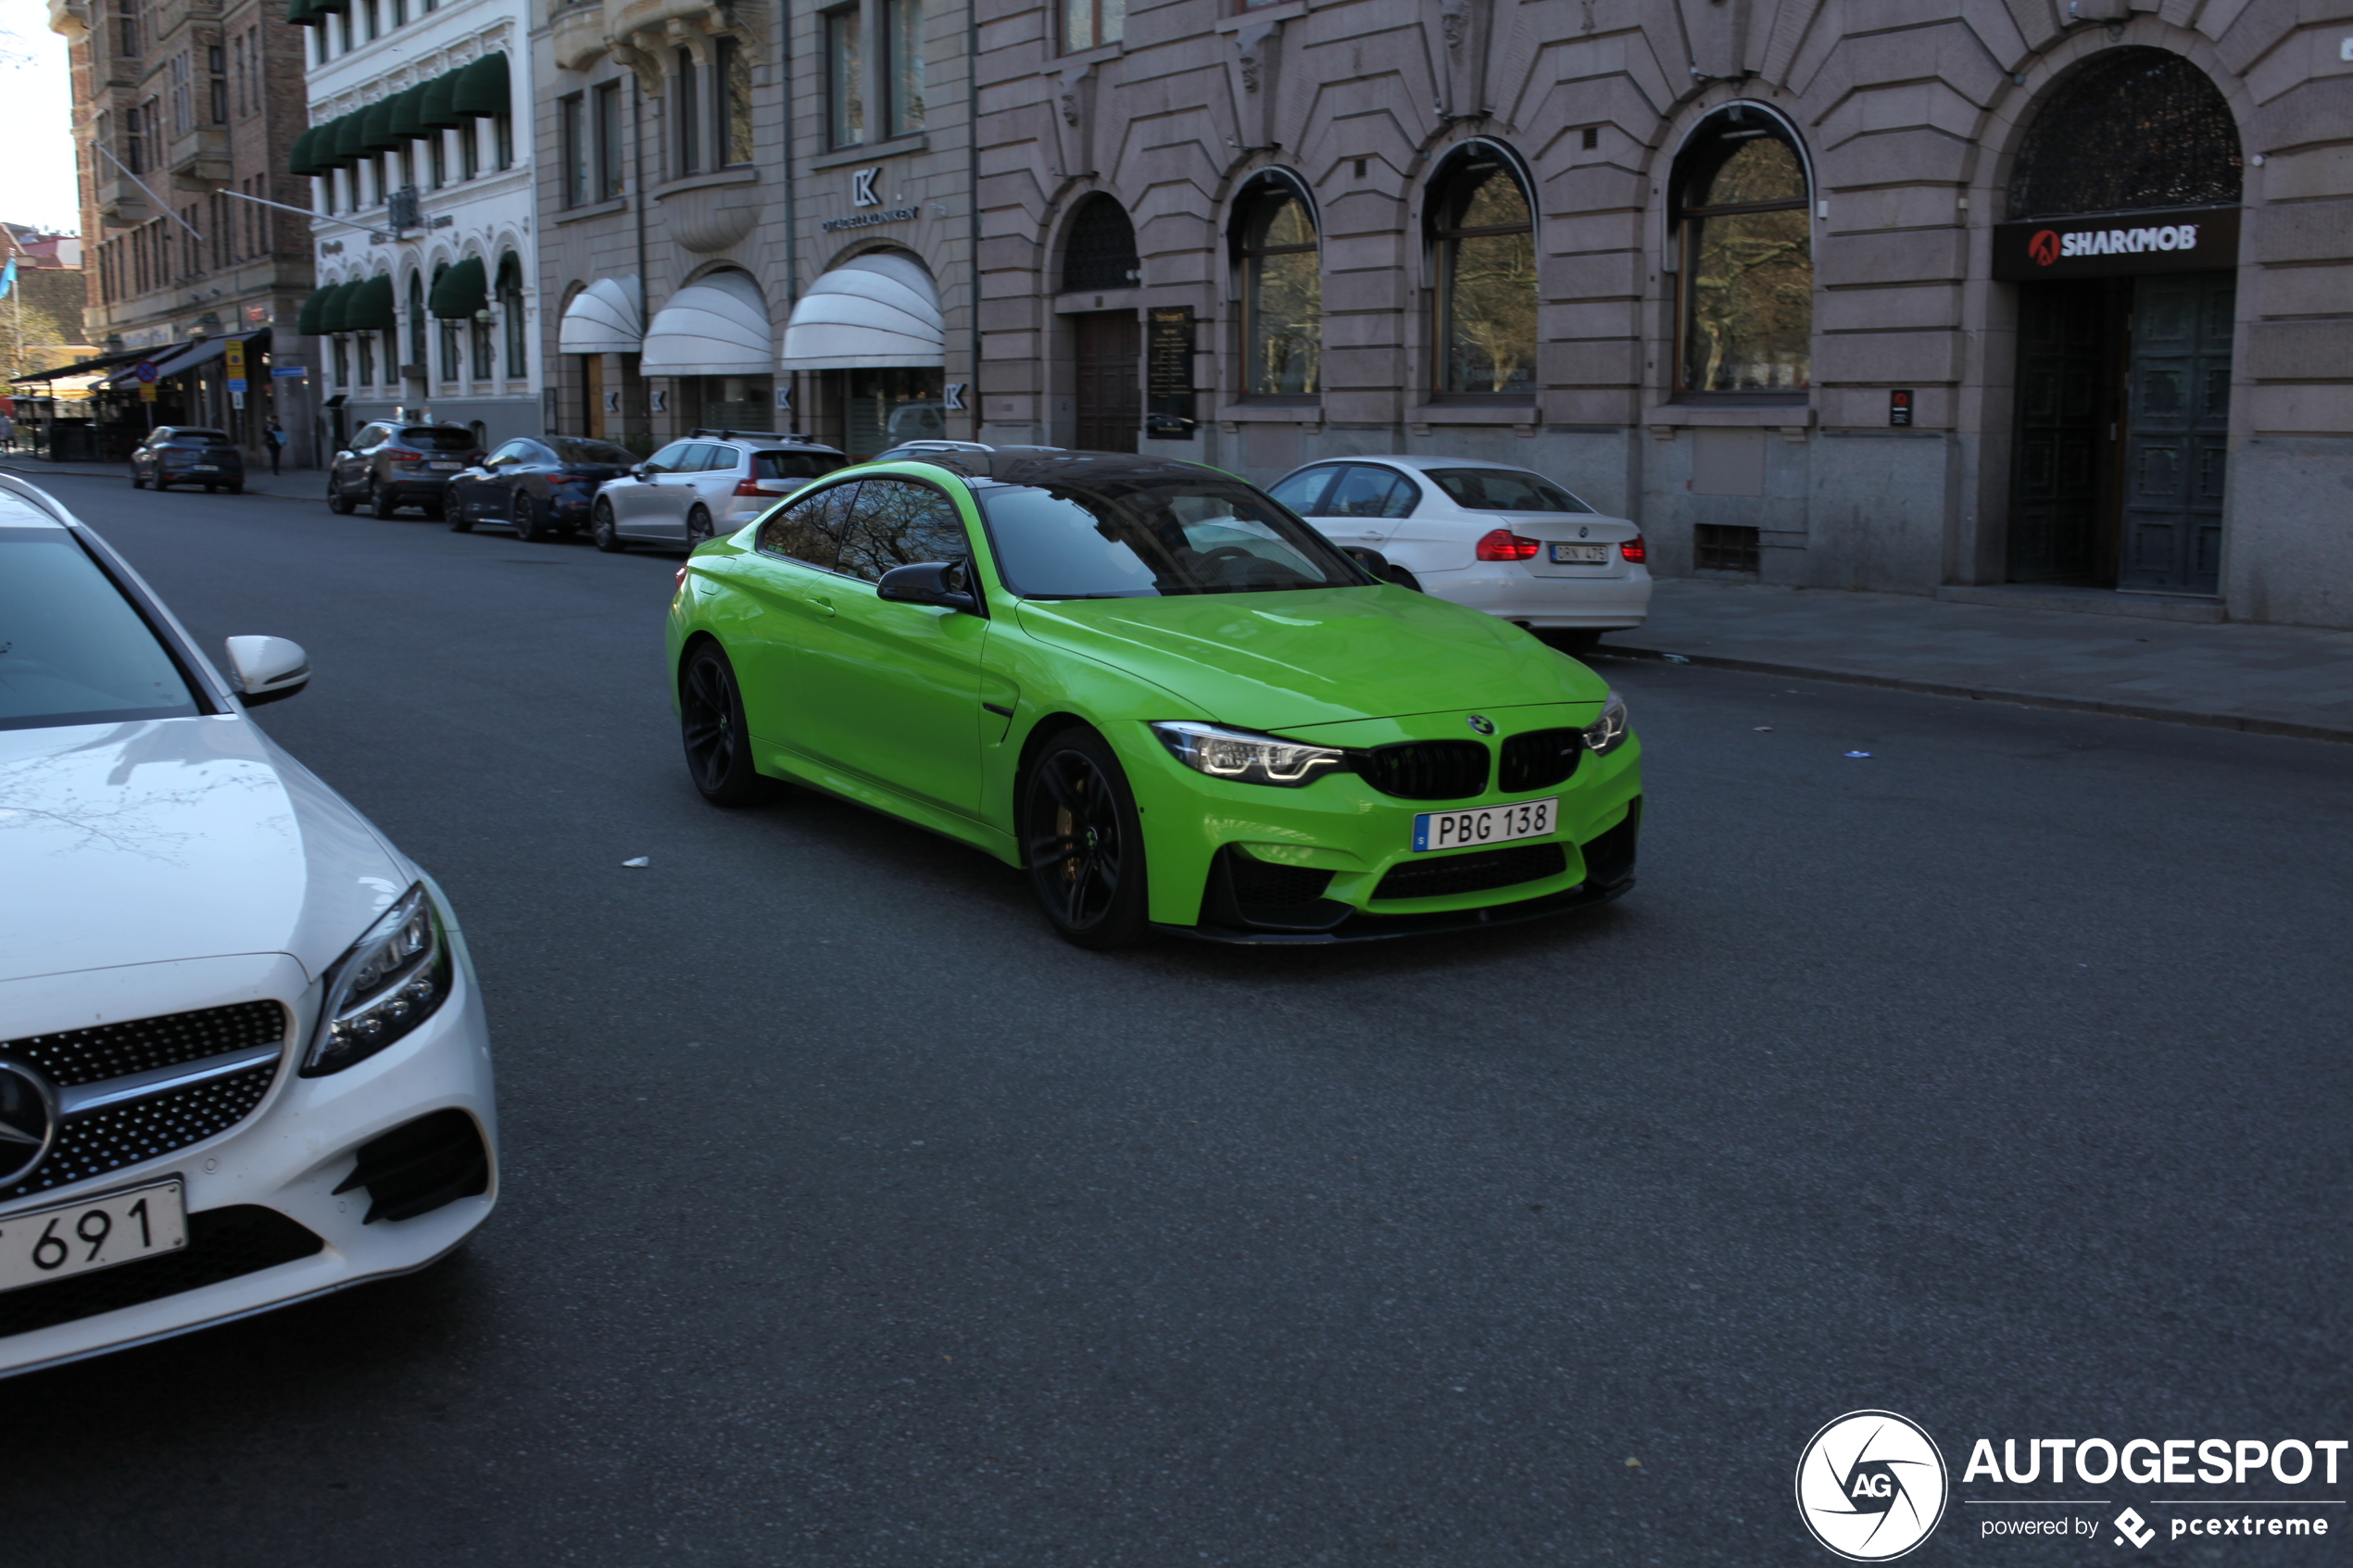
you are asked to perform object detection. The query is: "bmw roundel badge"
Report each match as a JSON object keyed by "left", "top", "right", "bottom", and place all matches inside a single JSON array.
[
  {"left": 1467, "top": 715, "right": 1496, "bottom": 735},
  {"left": 0, "top": 1062, "right": 59, "bottom": 1187}
]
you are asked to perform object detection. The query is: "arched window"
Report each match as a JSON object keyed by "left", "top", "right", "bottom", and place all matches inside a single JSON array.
[
  {"left": 1232, "top": 178, "right": 1320, "bottom": 397},
  {"left": 407, "top": 272, "right": 426, "bottom": 370},
  {"left": 433, "top": 263, "right": 460, "bottom": 383},
  {"left": 1670, "top": 108, "right": 1811, "bottom": 395},
  {"left": 1428, "top": 148, "right": 1536, "bottom": 397},
  {"left": 2007, "top": 48, "right": 2239, "bottom": 220},
  {"left": 1062, "top": 194, "right": 1139, "bottom": 293},
  {"left": 497, "top": 253, "right": 526, "bottom": 378}
]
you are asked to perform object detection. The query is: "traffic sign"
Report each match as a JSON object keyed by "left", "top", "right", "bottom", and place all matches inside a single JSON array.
[{"left": 132, "top": 360, "right": 159, "bottom": 383}]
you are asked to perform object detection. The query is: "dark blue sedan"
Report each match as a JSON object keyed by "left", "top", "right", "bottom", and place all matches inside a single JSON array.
[{"left": 445, "top": 437, "right": 639, "bottom": 541}]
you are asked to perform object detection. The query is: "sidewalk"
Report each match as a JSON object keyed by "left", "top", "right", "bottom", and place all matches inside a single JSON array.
[
  {"left": 1, "top": 457, "right": 314, "bottom": 499},
  {"left": 1601, "top": 578, "right": 2353, "bottom": 744}
]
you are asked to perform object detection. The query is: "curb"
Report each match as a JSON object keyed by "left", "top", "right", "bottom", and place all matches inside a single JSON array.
[{"left": 1594, "top": 642, "right": 2353, "bottom": 746}]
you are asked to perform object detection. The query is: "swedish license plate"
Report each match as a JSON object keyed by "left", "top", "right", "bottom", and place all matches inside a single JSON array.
[
  {"left": 430, "top": 460, "right": 463, "bottom": 470},
  {"left": 1548, "top": 543, "right": 1608, "bottom": 564},
  {"left": 0, "top": 1179, "right": 187, "bottom": 1294},
  {"left": 1412, "top": 797, "right": 1557, "bottom": 853},
  {"left": 190, "top": 464, "right": 219, "bottom": 472}
]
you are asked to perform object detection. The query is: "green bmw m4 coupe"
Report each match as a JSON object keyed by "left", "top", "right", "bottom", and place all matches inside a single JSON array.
[{"left": 665, "top": 450, "right": 1642, "bottom": 948}]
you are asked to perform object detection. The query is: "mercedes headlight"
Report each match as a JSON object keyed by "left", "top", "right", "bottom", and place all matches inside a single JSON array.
[
  {"left": 1149, "top": 721, "right": 1346, "bottom": 787},
  {"left": 1581, "top": 691, "right": 1630, "bottom": 755},
  {"left": 303, "top": 883, "right": 453, "bottom": 1075}
]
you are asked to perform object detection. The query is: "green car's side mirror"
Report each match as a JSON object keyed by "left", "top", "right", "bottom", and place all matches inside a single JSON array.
[{"left": 877, "top": 560, "right": 980, "bottom": 616}]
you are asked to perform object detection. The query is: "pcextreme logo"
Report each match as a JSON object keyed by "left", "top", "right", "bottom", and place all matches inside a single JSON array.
[{"left": 1797, "top": 1411, "right": 1951, "bottom": 1562}]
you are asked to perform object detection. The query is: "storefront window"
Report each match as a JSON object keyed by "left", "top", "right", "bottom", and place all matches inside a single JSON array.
[
  {"left": 693, "top": 375, "right": 774, "bottom": 433},
  {"left": 843, "top": 368, "right": 944, "bottom": 458},
  {"left": 1429, "top": 153, "right": 1537, "bottom": 398},
  {"left": 1234, "top": 182, "right": 1320, "bottom": 397},
  {"left": 1672, "top": 111, "right": 1811, "bottom": 395}
]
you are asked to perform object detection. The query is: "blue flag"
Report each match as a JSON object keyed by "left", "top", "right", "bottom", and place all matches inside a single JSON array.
[{"left": 0, "top": 257, "right": 15, "bottom": 302}]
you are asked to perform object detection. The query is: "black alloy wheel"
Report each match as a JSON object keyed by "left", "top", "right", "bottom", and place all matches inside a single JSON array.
[
  {"left": 685, "top": 505, "right": 715, "bottom": 547},
  {"left": 678, "top": 644, "right": 772, "bottom": 807},
  {"left": 447, "top": 497, "right": 475, "bottom": 533},
  {"left": 327, "top": 476, "right": 354, "bottom": 514},
  {"left": 513, "top": 491, "right": 549, "bottom": 542},
  {"left": 1020, "top": 728, "right": 1150, "bottom": 949},
  {"left": 591, "top": 498, "right": 625, "bottom": 552}
]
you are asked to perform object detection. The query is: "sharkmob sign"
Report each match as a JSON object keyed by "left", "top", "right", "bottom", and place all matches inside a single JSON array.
[{"left": 1992, "top": 204, "right": 2240, "bottom": 282}]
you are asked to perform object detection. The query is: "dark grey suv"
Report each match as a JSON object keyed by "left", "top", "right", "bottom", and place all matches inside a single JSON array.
[
  {"left": 326, "top": 422, "right": 484, "bottom": 519},
  {"left": 129, "top": 427, "right": 245, "bottom": 493}
]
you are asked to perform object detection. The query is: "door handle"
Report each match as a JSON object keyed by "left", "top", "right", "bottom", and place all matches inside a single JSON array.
[{"left": 807, "top": 596, "right": 836, "bottom": 617}]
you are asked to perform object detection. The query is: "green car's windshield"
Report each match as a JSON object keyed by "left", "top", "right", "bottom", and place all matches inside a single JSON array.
[
  {"left": 0, "top": 515, "right": 201, "bottom": 732},
  {"left": 977, "top": 475, "right": 1367, "bottom": 598}
]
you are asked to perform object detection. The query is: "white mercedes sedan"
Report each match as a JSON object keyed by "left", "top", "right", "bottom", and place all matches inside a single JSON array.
[
  {"left": 1267, "top": 456, "right": 1651, "bottom": 650},
  {"left": 0, "top": 474, "right": 497, "bottom": 1376}
]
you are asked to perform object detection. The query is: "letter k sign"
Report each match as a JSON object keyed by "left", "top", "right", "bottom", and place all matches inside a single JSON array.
[{"left": 851, "top": 168, "right": 881, "bottom": 207}]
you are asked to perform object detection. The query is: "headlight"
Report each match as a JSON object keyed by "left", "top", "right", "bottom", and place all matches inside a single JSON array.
[
  {"left": 303, "top": 883, "right": 453, "bottom": 1076},
  {"left": 1582, "top": 690, "right": 1630, "bottom": 755},
  {"left": 1149, "top": 721, "right": 1346, "bottom": 787}
]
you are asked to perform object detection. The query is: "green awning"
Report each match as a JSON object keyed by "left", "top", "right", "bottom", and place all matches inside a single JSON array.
[
  {"left": 386, "top": 84, "right": 429, "bottom": 141},
  {"left": 361, "top": 99, "right": 400, "bottom": 153},
  {"left": 428, "top": 257, "right": 488, "bottom": 320},
  {"left": 346, "top": 275, "right": 397, "bottom": 332},
  {"left": 296, "top": 285, "right": 332, "bottom": 336},
  {"left": 289, "top": 126, "right": 320, "bottom": 177},
  {"left": 313, "top": 282, "right": 354, "bottom": 334},
  {"left": 313, "top": 0, "right": 351, "bottom": 13},
  {"left": 420, "top": 70, "right": 463, "bottom": 132},
  {"left": 285, "top": 0, "right": 317, "bottom": 24},
  {"left": 451, "top": 53, "right": 510, "bottom": 119},
  {"left": 331, "top": 113, "right": 369, "bottom": 168}
]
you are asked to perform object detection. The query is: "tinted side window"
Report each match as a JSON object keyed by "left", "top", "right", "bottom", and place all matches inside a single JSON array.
[
  {"left": 755, "top": 451, "right": 845, "bottom": 481},
  {"left": 353, "top": 424, "right": 392, "bottom": 449},
  {"left": 642, "top": 441, "right": 695, "bottom": 473},
  {"left": 757, "top": 481, "right": 862, "bottom": 571},
  {"left": 837, "top": 479, "right": 971, "bottom": 583},
  {"left": 1323, "top": 465, "right": 1417, "bottom": 519},
  {"left": 402, "top": 427, "right": 484, "bottom": 451},
  {"left": 1267, "top": 467, "right": 1339, "bottom": 515},
  {"left": 489, "top": 441, "right": 534, "bottom": 463},
  {"left": 701, "top": 446, "right": 749, "bottom": 473}
]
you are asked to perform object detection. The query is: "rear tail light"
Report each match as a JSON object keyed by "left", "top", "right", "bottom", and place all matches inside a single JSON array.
[
  {"left": 1619, "top": 534, "right": 1647, "bottom": 564},
  {"left": 385, "top": 448, "right": 422, "bottom": 463},
  {"left": 1475, "top": 528, "right": 1541, "bottom": 562},
  {"left": 548, "top": 474, "right": 586, "bottom": 486},
  {"left": 733, "top": 478, "right": 767, "bottom": 497}
]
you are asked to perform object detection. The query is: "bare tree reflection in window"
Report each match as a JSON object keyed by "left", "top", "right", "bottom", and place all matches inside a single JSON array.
[
  {"left": 1431, "top": 159, "right": 1536, "bottom": 397},
  {"left": 1237, "top": 184, "right": 1320, "bottom": 396},
  {"left": 1674, "top": 117, "right": 1811, "bottom": 395}
]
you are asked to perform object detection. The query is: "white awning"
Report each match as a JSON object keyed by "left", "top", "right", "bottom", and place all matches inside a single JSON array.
[
  {"left": 639, "top": 271, "right": 773, "bottom": 377},
  {"left": 558, "top": 275, "right": 642, "bottom": 355},
  {"left": 779, "top": 252, "right": 943, "bottom": 371}
]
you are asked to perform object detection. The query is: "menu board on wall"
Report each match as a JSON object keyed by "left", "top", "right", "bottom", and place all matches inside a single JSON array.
[{"left": 1146, "top": 307, "right": 1196, "bottom": 440}]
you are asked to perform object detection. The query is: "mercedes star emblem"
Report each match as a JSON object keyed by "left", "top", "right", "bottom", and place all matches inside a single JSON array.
[{"left": 0, "top": 1062, "right": 59, "bottom": 1188}]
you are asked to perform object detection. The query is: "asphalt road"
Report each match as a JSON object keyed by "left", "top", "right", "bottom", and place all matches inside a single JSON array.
[{"left": 9, "top": 473, "right": 2348, "bottom": 1568}]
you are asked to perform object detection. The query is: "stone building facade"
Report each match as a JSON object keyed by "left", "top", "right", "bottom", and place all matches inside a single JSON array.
[
  {"left": 533, "top": 0, "right": 974, "bottom": 458},
  {"left": 295, "top": 0, "right": 543, "bottom": 457},
  {"left": 50, "top": 0, "right": 317, "bottom": 458},
  {"left": 970, "top": 0, "right": 2353, "bottom": 631}
]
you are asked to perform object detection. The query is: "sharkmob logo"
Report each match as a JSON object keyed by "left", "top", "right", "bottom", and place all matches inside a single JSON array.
[{"left": 1796, "top": 1411, "right": 1951, "bottom": 1562}]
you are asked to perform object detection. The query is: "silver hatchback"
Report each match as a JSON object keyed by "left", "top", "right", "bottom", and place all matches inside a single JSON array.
[{"left": 589, "top": 431, "right": 847, "bottom": 551}]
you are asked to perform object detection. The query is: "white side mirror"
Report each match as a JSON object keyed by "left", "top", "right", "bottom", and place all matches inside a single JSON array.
[{"left": 223, "top": 635, "right": 311, "bottom": 706}]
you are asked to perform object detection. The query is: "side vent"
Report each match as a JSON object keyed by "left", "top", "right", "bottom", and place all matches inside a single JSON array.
[{"left": 333, "top": 1110, "right": 490, "bottom": 1224}]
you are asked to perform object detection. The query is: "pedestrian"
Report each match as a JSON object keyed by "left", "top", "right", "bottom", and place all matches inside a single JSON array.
[
  {"left": 0, "top": 409, "right": 15, "bottom": 453},
  {"left": 264, "top": 418, "right": 285, "bottom": 476}
]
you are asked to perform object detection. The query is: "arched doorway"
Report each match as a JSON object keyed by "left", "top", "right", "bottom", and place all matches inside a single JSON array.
[
  {"left": 1061, "top": 195, "right": 1140, "bottom": 452},
  {"left": 1996, "top": 49, "right": 2241, "bottom": 595}
]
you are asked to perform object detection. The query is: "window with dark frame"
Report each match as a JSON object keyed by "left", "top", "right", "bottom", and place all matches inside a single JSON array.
[
  {"left": 499, "top": 256, "right": 526, "bottom": 378},
  {"left": 674, "top": 47, "right": 700, "bottom": 175},
  {"left": 430, "top": 125, "right": 447, "bottom": 188},
  {"left": 1063, "top": 0, "right": 1122, "bottom": 50},
  {"left": 885, "top": 0, "right": 924, "bottom": 138},
  {"left": 714, "top": 38, "right": 752, "bottom": 166},
  {"left": 408, "top": 272, "right": 427, "bottom": 367},
  {"left": 825, "top": 7, "right": 862, "bottom": 147},
  {"left": 1061, "top": 194, "right": 1139, "bottom": 292},
  {"left": 1428, "top": 152, "right": 1537, "bottom": 399},
  {"left": 1694, "top": 523, "right": 1760, "bottom": 573},
  {"left": 459, "top": 117, "right": 478, "bottom": 179},
  {"left": 1233, "top": 181, "right": 1320, "bottom": 398},
  {"left": 560, "top": 93, "right": 587, "bottom": 207},
  {"left": 594, "top": 82, "right": 623, "bottom": 197},
  {"left": 1671, "top": 108, "right": 1811, "bottom": 397},
  {"left": 494, "top": 111, "right": 513, "bottom": 169}
]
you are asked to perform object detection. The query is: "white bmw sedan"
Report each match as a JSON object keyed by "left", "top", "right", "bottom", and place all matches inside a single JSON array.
[
  {"left": 1268, "top": 456, "right": 1651, "bottom": 648},
  {"left": 0, "top": 474, "right": 496, "bottom": 1376}
]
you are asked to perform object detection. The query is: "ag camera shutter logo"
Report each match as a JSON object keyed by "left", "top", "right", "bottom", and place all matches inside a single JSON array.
[{"left": 1796, "top": 1411, "right": 1950, "bottom": 1561}]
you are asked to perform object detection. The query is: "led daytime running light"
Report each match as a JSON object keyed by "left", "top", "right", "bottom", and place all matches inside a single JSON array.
[
  {"left": 1150, "top": 721, "right": 1347, "bottom": 787},
  {"left": 303, "top": 883, "right": 453, "bottom": 1075},
  {"left": 1581, "top": 691, "right": 1630, "bottom": 756}
]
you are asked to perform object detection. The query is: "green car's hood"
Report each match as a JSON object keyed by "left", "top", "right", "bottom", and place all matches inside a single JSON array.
[{"left": 1013, "top": 586, "right": 1607, "bottom": 731}]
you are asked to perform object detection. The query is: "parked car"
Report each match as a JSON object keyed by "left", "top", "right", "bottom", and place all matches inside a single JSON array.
[
  {"left": 0, "top": 471, "right": 497, "bottom": 1376},
  {"left": 589, "top": 431, "right": 846, "bottom": 552},
  {"left": 667, "top": 449, "right": 1641, "bottom": 949},
  {"left": 128, "top": 427, "right": 245, "bottom": 494},
  {"left": 1267, "top": 457, "right": 1650, "bottom": 650},
  {"left": 866, "top": 441, "right": 1066, "bottom": 464},
  {"left": 445, "top": 436, "right": 639, "bottom": 540},
  {"left": 325, "top": 422, "right": 484, "bottom": 520}
]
